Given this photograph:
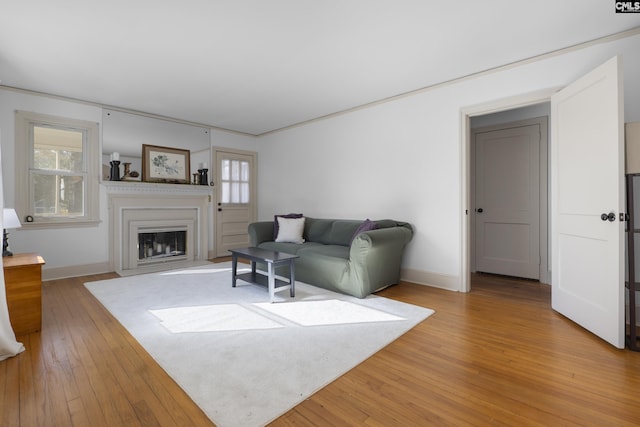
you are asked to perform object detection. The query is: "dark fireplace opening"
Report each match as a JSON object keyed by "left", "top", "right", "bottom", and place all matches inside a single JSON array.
[{"left": 138, "top": 229, "right": 187, "bottom": 263}]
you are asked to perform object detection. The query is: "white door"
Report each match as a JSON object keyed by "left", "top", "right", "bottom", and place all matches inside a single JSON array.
[
  {"left": 214, "top": 149, "right": 257, "bottom": 257},
  {"left": 475, "top": 124, "right": 541, "bottom": 279},
  {"left": 551, "top": 56, "right": 624, "bottom": 348}
]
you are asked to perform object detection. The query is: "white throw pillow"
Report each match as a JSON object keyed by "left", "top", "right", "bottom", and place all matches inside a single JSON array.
[{"left": 275, "top": 216, "right": 305, "bottom": 244}]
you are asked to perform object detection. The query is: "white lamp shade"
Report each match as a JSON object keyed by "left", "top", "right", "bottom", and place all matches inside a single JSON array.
[
  {"left": 626, "top": 122, "right": 640, "bottom": 174},
  {"left": 3, "top": 208, "right": 22, "bottom": 229}
]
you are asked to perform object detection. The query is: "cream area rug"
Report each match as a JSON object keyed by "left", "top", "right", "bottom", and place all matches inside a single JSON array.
[{"left": 84, "top": 263, "right": 434, "bottom": 427}]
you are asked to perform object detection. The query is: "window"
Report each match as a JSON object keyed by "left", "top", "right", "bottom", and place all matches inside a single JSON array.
[
  {"left": 220, "top": 158, "right": 250, "bottom": 204},
  {"left": 15, "top": 111, "right": 99, "bottom": 227}
]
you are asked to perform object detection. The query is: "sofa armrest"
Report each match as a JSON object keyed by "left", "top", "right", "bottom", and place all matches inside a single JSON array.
[
  {"left": 248, "top": 221, "right": 275, "bottom": 246},
  {"left": 347, "top": 226, "right": 413, "bottom": 296},
  {"left": 352, "top": 226, "right": 413, "bottom": 257}
]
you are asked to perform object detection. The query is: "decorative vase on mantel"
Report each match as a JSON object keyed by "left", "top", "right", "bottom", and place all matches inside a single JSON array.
[{"left": 109, "top": 160, "right": 121, "bottom": 181}]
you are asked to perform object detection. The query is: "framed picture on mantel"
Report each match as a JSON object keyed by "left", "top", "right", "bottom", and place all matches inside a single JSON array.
[{"left": 142, "top": 144, "right": 191, "bottom": 184}]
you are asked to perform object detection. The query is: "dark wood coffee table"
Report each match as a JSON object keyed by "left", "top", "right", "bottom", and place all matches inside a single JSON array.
[{"left": 230, "top": 247, "right": 298, "bottom": 302}]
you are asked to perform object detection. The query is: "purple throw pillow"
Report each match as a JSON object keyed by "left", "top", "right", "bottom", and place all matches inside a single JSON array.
[
  {"left": 350, "top": 219, "right": 378, "bottom": 244},
  {"left": 274, "top": 213, "right": 304, "bottom": 240}
]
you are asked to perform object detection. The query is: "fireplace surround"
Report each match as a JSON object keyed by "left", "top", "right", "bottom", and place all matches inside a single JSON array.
[{"left": 106, "top": 182, "right": 211, "bottom": 275}]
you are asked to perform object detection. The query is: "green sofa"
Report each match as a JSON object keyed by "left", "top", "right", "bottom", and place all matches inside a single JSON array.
[{"left": 248, "top": 217, "right": 413, "bottom": 298}]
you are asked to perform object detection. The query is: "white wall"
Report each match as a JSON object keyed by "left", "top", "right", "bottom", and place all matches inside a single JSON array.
[
  {"left": 0, "top": 89, "right": 257, "bottom": 277},
  {"left": 257, "top": 33, "right": 640, "bottom": 290}
]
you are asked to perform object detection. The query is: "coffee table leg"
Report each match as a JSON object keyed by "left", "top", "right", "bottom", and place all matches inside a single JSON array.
[
  {"left": 268, "top": 262, "right": 275, "bottom": 303},
  {"left": 289, "top": 260, "right": 295, "bottom": 297},
  {"left": 231, "top": 254, "right": 237, "bottom": 287}
]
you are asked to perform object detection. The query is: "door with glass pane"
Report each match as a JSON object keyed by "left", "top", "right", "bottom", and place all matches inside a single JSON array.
[{"left": 214, "top": 149, "right": 257, "bottom": 257}]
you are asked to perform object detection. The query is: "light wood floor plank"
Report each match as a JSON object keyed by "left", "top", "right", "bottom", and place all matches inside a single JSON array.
[{"left": 1, "top": 351, "right": 20, "bottom": 426}]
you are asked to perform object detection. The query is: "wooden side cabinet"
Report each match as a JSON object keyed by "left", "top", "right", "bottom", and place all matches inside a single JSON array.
[{"left": 3, "top": 253, "right": 46, "bottom": 336}]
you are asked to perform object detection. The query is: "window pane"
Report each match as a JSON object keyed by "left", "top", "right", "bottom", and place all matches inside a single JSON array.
[
  {"left": 33, "top": 148, "right": 57, "bottom": 169},
  {"left": 34, "top": 126, "right": 84, "bottom": 172},
  {"left": 231, "top": 182, "right": 239, "bottom": 203},
  {"left": 33, "top": 173, "right": 84, "bottom": 216},
  {"left": 221, "top": 182, "right": 230, "bottom": 203},
  {"left": 241, "top": 161, "right": 249, "bottom": 182},
  {"left": 221, "top": 159, "right": 230, "bottom": 180},
  {"left": 241, "top": 183, "right": 249, "bottom": 203},
  {"left": 231, "top": 160, "right": 240, "bottom": 181}
]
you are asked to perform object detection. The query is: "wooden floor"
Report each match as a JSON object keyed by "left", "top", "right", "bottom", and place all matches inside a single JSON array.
[{"left": 2, "top": 271, "right": 640, "bottom": 426}]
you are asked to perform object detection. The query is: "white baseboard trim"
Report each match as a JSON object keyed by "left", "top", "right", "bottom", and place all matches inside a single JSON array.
[
  {"left": 43, "top": 262, "right": 112, "bottom": 281},
  {"left": 41, "top": 262, "right": 460, "bottom": 293},
  {"left": 401, "top": 268, "right": 461, "bottom": 292}
]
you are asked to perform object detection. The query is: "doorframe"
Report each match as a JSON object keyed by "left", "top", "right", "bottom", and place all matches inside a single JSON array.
[
  {"left": 471, "top": 116, "right": 548, "bottom": 281},
  {"left": 460, "top": 88, "right": 559, "bottom": 292},
  {"left": 212, "top": 146, "right": 258, "bottom": 258}
]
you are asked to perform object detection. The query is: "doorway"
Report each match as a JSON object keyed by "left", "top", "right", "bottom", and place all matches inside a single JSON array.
[
  {"left": 461, "top": 57, "right": 625, "bottom": 348},
  {"left": 461, "top": 95, "right": 554, "bottom": 292},
  {"left": 213, "top": 147, "right": 257, "bottom": 257},
  {"left": 471, "top": 114, "right": 548, "bottom": 283}
]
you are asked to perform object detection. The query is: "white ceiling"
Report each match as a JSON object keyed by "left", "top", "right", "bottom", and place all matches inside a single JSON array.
[{"left": 1, "top": 1, "right": 639, "bottom": 136}]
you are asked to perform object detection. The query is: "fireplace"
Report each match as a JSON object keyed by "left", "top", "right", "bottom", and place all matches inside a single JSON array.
[
  {"left": 138, "top": 229, "right": 187, "bottom": 263},
  {"left": 106, "top": 182, "right": 211, "bottom": 275}
]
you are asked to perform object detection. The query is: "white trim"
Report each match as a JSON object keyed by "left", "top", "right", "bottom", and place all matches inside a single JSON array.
[
  {"left": 102, "top": 180, "right": 214, "bottom": 195},
  {"left": 42, "top": 262, "right": 111, "bottom": 281},
  {"left": 401, "top": 268, "right": 460, "bottom": 292}
]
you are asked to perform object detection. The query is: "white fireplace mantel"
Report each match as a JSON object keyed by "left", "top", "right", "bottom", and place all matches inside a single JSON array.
[
  {"left": 105, "top": 182, "right": 212, "bottom": 275},
  {"left": 103, "top": 180, "right": 214, "bottom": 196}
]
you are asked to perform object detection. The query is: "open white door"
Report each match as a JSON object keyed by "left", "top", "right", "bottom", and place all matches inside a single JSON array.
[{"left": 551, "top": 56, "right": 625, "bottom": 348}]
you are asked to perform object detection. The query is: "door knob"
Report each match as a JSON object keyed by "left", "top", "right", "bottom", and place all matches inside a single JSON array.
[
  {"left": 476, "top": 208, "right": 483, "bottom": 213},
  {"left": 601, "top": 212, "right": 616, "bottom": 222}
]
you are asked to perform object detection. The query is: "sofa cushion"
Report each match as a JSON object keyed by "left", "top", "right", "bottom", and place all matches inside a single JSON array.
[
  {"left": 275, "top": 216, "right": 305, "bottom": 243},
  {"left": 273, "top": 213, "right": 303, "bottom": 239},
  {"left": 298, "top": 244, "right": 350, "bottom": 260},
  {"left": 313, "top": 220, "right": 361, "bottom": 246},
  {"left": 304, "top": 218, "right": 333, "bottom": 243},
  {"left": 258, "top": 241, "right": 324, "bottom": 255}
]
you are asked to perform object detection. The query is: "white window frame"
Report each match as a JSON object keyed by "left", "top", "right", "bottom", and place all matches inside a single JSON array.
[{"left": 15, "top": 111, "right": 100, "bottom": 228}]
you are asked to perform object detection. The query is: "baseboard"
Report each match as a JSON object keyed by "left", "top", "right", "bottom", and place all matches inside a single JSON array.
[
  {"left": 43, "top": 262, "right": 112, "bottom": 281},
  {"left": 41, "top": 262, "right": 460, "bottom": 292},
  {"left": 401, "top": 268, "right": 460, "bottom": 291}
]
